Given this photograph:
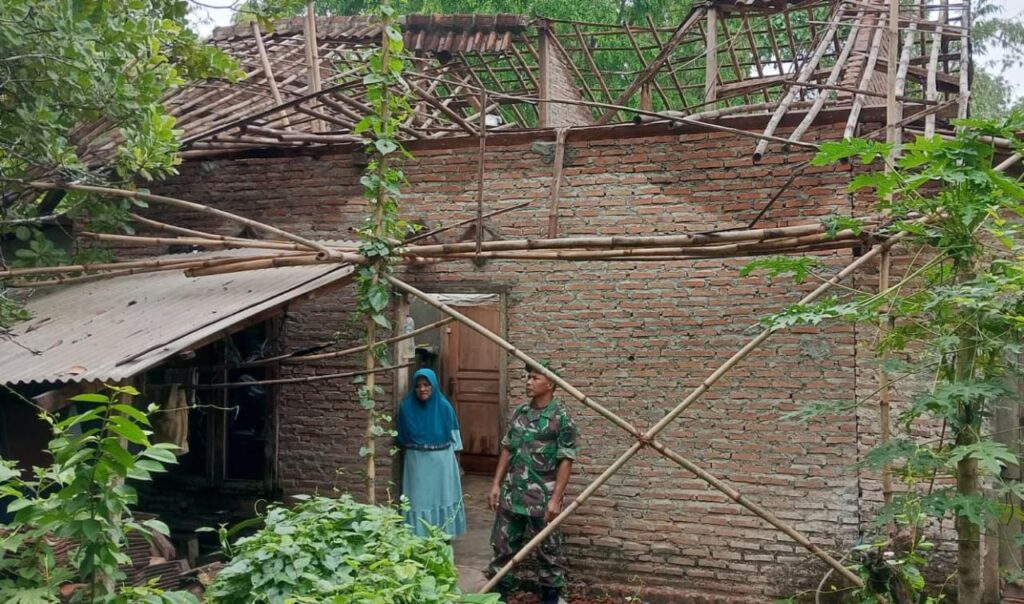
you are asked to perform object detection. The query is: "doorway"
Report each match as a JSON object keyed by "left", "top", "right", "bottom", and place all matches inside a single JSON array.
[{"left": 407, "top": 293, "right": 504, "bottom": 475}]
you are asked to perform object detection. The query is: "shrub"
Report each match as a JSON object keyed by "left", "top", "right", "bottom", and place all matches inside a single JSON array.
[{"left": 206, "top": 494, "right": 497, "bottom": 604}]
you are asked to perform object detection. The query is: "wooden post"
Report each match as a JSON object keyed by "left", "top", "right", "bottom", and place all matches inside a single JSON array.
[
  {"left": 305, "top": 1, "right": 323, "bottom": 133},
  {"left": 886, "top": 0, "right": 899, "bottom": 147},
  {"left": 537, "top": 20, "right": 553, "bottom": 128},
  {"left": 476, "top": 88, "right": 487, "bottom": 255},
  {"left": 546, "top": 128, "right": 568, "bottom": 238},
  {"left": 705, "top": 6, "right": 718, "bottom": 103},
  {"left": 878, "top": 249, "right": 894, "bottom": 507}
]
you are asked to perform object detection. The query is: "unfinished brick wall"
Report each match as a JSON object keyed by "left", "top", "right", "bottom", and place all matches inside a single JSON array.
[{"left": 149, "top": 122, "right": 884, "bottom": 599}]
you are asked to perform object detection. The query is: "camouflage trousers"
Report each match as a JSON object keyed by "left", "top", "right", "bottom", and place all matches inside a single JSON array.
[{"left": 485, "top": 507, "right": 567, "bottom": 589}]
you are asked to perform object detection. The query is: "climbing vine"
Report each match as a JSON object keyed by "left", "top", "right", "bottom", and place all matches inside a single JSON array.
[{"left": 353, "top": 0, "right": 415, "bottom": 502}]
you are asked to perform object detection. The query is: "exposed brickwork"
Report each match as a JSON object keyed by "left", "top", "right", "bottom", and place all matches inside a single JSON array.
[{"left": 142, "top": 122, "right": 922, "bottom": 599}]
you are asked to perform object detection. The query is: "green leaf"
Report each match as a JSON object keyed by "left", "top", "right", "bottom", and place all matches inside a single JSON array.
[
  {"left": 371, "top": 314, "right": 392, "bottom": 330},
  {"left": 108, "top": 416, "right": 150, "bottom": 446},
  {"left": 740, "top": 256, "right": 822, "bottom": 284}
]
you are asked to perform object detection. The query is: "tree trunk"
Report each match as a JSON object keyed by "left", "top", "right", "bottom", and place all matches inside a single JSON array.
[
  {"left": 956, "top": 436, "right": 982, "bottom": 604},
  {"left": 955, "top": 320, "right": 982, "bottom": 604}
]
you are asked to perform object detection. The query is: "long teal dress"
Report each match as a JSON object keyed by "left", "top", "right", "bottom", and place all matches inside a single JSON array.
[
  {"left": 402, "top": 428, "right": 467, "bottom": 538},
  {"left": 397, "top": 368, "right": 467, "bottom": 538}
]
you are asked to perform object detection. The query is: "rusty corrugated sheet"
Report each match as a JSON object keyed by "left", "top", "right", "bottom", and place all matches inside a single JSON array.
[{"left": 0, "top": 250, "right": 353, "bottom": 386}]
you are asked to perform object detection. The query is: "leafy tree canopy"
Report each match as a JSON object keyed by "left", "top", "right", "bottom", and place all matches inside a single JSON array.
[{"left": 0, "top": 0, "right": 243, "bottom": 220}]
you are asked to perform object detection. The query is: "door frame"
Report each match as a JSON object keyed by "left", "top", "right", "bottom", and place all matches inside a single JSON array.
[{"left": 395, "top": 282, "right": 510, "bottom": 458}]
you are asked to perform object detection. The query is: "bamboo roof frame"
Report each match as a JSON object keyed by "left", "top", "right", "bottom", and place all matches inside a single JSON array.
[{"left": 63, "top": 0, "right": 966, "bottom": 166}]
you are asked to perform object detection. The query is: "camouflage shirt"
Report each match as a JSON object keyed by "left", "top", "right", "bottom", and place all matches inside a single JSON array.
[{"left": 499, "top": 399, "right": 578, "bottom": 517}]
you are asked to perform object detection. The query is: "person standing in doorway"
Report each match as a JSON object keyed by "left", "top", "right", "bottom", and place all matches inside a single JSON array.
[
  {"left": 486, "top": 362, "right": 577, "bottom": 604},
  {"left": 396, "top": 368, "right": 467, "bottom": 538}
]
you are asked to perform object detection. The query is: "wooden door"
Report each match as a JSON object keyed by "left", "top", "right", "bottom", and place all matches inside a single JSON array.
[{"left": 443, "top": 304, "right": 501, "bottom": 474}]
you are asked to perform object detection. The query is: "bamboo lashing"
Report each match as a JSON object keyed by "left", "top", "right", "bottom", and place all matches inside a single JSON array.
[
  {"left": 386, "top": 276, "right": 865, "bottom": 590},
  {"left": 754, "top": 2, "right": 845, "bottom": 160}
]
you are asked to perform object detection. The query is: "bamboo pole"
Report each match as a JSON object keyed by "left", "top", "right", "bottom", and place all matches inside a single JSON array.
[
  {"left": 788, "top": 10, "right": 866, "bottom": 144},
  {"left": 402, "top": 221, "right": 877, "bottom": 256},
  {"left": 475, "top": 231, "right": 916, "bottom": 591},
  {"left": 305, "top": 1, "right": 323, "bottom": 133},
  {"left": 0, "top": 252, "right": 295, "bottom": 279},
  {"left": 754, "top": 3, "right": 844, "bottom": 160},
  {"left": 251, "top": 21, "right": 292, "bottom": 129},
  {"left": 128, "top": 212, "right": 303, "bottom": 248},
  {"left": 878, "top": 249, "right": 894, "bottom": 506},
  {"left": 843, "top": 14, "right": 889, "bottom": 139},
  {"left": 887, "top": 0, "right": 903, "bottom": 150},
  {"left": 893, "top": 2, "right": 920, "bottom": 148},
  {"left": 925, "top": 23, "right": 943, "bottom": 137},
  {"left": 404, "top": 202, "right": 530, "bottom": 245},
  {"left": 176, "top": 362, "right": 413, "bottom": 389},
  {"left": 597, "top": 7, "right": 707, "bottom": 124},
  {"left": 233, "top": 317, "right": 456, "bottom": 368},
  {"left": 546, "top": 128, "right": 568, "bottom": 238},
  {"left": 438, "top": 239, "right": 861, "bottom": 261},
  {"left": 29, "top": 182, "right": 337, "bottom": 258},
  {"left": 387, "top": 276, "right": 865, "bottom": 590},
  {"left": 78, "top": 232, "right": 357, "bottom": 258},
  {"left": 476, "top": 88, "right": 487, "bottom": 255},
  {"left": 957, "top": 2, "right": 969, "bottom": 119},
  {"left": 185, "top": 254, "right": 321, "bottom": 277}
]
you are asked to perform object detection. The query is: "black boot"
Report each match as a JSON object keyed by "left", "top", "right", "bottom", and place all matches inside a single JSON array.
[{"left": 539, "top": 586, "right": 561, "bottom": 604}]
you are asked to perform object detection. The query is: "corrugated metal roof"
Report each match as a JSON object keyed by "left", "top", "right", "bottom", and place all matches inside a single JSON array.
[{"left": 0, "top": 251, "right": 353, "bottom": 386}]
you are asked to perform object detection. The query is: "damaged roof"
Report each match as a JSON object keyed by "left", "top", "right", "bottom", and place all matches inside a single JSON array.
[{"left": 0, "top": 250, "right": 353, "bottom": 386}]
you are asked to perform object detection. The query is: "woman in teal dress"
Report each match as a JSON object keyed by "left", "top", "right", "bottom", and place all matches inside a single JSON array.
[{"left": 396, "top": 368, "right": 467, "bottom": 538}]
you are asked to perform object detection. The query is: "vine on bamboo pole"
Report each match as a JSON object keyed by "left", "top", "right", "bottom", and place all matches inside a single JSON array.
[
  {"left": 748, "top": 118, "right": 1024, "bottom": 603},
  {"left": 353, "top": 1, "right": 415, "bottom": 502}
]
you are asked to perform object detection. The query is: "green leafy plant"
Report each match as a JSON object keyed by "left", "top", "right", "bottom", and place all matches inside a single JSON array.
[
  {"left": 205, "top": 494, "right": 499, "bottom": 604},
  {"left": 752, "top": 116, "right": 1024, "bottom": 602},
  {"left": 352, "top": 0, "right": 417, "bottom": 502},
  {"left": 0, "top": 385, "right": 194, "bottom": 603}
]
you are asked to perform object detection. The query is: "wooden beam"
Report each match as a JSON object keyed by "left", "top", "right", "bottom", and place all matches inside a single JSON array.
[
  {"left": 705, "top": 7, "right": 719, "bottom": 103},
  {"left": 546, "top": 128, "right": 568, "bottom": 238}
]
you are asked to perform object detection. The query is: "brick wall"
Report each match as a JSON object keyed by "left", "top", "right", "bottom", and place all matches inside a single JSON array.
[{"left": 148, "top": 122, "right": 890, "bottom": 599}]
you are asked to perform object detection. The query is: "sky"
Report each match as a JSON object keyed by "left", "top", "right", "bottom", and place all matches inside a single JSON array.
[{"left": 186, "top": 0, "right": 1024, "bottom": 98}]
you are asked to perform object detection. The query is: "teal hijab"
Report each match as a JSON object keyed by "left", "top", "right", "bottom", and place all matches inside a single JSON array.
[{"left": 397, "top": 368, "right": 459, "bottom": 447}]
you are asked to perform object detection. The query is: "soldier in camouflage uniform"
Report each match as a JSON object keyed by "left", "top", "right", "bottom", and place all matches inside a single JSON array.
[{"left": 486, "top": 363, "right": 578, "bottom": 604}]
